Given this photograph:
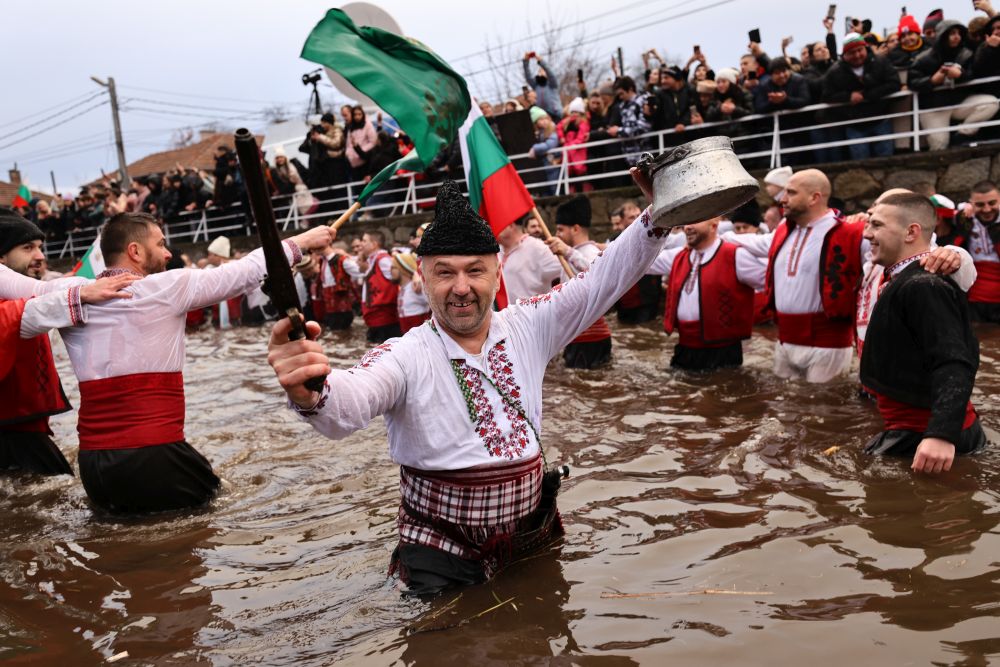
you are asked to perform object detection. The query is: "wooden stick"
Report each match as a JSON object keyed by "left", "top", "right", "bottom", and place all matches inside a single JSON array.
[
  {"left": 600, "top": 589, "right": 774, "bottom": 599},
  {"left": 329, "top": 201, "right": 363, "bottom": 230},
  {"left": 531, "top": 206, "right": 575, "bottom": 279}
]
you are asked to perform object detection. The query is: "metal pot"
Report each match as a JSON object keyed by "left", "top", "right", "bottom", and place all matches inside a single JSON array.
[{"left": 637, "top": 136, "right": 759, "bottom": 228}]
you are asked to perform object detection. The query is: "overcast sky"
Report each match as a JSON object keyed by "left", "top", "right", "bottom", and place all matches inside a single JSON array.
[{"left": 0, "top": 0, "right": 977, "bottom": 192}]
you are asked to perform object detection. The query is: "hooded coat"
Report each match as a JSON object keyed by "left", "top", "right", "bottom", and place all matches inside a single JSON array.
[
  {"left": 973, "top": 15, "right": 1000, "bottom": 79},
  {"left": 909, "top": 20, "right": 976, "bottom": 108}
]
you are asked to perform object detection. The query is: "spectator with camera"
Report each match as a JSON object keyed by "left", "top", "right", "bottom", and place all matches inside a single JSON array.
[
  {"left": 523, "top": 52, "right": 562, "bottom": 120},
  {"left": 300, "top": 112, "right": 349, "bottom": 192},
  {"left": 910, "top": 19, "right": 999, "bottom": 149},
  {"left": 973, "top": 14, "right": 1000, "bottom": 77},
  {"left": 822, "top": 34, "right": 901, "bottom": 159}
]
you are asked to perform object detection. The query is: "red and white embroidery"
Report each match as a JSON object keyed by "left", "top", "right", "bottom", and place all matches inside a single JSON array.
[
  {"left": 349, "top": 342, "right": 393, "bottom": 372},
  {"left": 456, "top": 343, "right": 529, "bottom": 460},
  {"left": 515, "top": 282, "right": 565, "bottom": 308}
]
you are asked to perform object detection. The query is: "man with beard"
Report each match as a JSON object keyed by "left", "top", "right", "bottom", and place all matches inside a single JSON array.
[
  {"left": 959, "top": 181, "right": 1000, "bottom": 322},
  {"left": 266, "top": 177, "right": 671, "bottom": 596},
  {"left": 646, "top": 216, "right": 765, "bottom": 371},
  {"left": 0, "top": 212, "right": 333, "bottom": 513},
  {"left": 725, "top": 170, "right": 867, "bottom": 382},
  {"left": 0, "top": 209, "right": 135, "bottom": 476},
  {"left": 860, "top": 193, "right": 987, "bottom": 474}
]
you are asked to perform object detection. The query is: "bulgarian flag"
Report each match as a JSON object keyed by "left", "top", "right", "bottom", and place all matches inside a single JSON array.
[
  {"left": 300, "top": 9, "right": 535, "bottom": 309},
  {"left": 68, "top": 235, "right": 105, "bottom": 278},
  {"left": 11, "top": 184, "right": 30, "bottom": 208},
  {"left": 301, "top": 9, "right": 469, "bottom": 204}
]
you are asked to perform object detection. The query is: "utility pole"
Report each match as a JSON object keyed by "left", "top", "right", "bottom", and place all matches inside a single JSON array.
[{"left": 91, "top": 76, "right": 129, "bottom": 188}]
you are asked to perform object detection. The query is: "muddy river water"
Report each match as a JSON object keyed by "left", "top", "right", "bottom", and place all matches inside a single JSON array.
[{"left": 2, "top": 319, "right": 999, "bottom": 665}]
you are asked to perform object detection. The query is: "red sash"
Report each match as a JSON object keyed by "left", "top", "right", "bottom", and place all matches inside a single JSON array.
[
  {"left": 571, "top": 316, "right": 612, "bottom": 344},
  {"left": 77, "top": 372, "right": 185, "bottom": 450},
  {"left": 211, "top": 296, "right": 243, "bottom": 327},
  {"left": 876, "top": 393, "right": 976, "bottom": 432},
  {"left": 775, "top": 311, "right": 854, "bottom": 348},
  {"left": 0, "top": 299, "right": 70, "bottom": 429},
  {"left": 968, "top": 261, "right": 1000, "bottom": 304}
]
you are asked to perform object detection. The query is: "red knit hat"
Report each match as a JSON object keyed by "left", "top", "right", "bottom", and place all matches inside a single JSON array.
[{"left": 898, "top": 14, "right": 920, "bottom": 35}]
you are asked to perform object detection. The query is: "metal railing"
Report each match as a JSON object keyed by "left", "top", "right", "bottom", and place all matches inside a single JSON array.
[{"left": 44, "top": 75, "right": 1000, "bottom": 259}]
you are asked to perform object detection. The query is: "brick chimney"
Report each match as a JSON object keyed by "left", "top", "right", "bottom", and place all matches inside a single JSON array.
[{"left": 8, "top": 167, "right": 21, "bottom": 185}]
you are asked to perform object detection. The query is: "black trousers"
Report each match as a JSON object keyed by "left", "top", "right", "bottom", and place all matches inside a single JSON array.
[
  {"left": 671, "top": 342, "right": 743, "bottom": 372},
  {"left": 323, "top": 311, "right": 354, "bottom": 331},
  {"left": 0, "top": 431, "right": 73, "bottom": 476},
  {"left": 864, "top": 418, "right": 988, "bottom": 457},
  {"left": 367, "top": 322, "right": 402, "bottom": 343},
  {"left": 563, "top": 338, "right": 612, "bottom": 369},
  {"left": 616, "top": 304, "right": 659, "bottom": 325},
  {"left": 79, "top": 441, "right": 220, "bottom": 515}
]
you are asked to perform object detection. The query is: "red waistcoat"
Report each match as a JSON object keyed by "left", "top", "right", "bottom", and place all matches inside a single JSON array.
[
  {"left": 312, "top": 255, "right": 355, "bottom": 320},
  {"left": 363, "top": 251, "right": 400, "bottom": 328},
  {"left": 663, "top": 242, "right": 754, "bottom": 346},
  {"left": 765, "top": 217, "right": 865, "bottom": 321},
  {"left": 0, "top": 299, "right": 71, "bottom": 431}
]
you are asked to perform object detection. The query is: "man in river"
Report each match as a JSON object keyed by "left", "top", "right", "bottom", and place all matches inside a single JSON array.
[
  {"left": 267, "top": 176, "right": 671, "bottom": 596},
  {"left": 0, "top": 209, "right": 135, "bottom": 476},
  {"left": 0, "top": 212, "right": 334, "bottom": 513},
  {"left": 860, "top": 193, "right": 986, "bottom": 473}
]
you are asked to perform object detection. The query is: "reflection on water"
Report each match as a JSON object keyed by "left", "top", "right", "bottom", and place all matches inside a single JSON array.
[{"left": 1, "top": 321, "right": 998, "bottom": 664}]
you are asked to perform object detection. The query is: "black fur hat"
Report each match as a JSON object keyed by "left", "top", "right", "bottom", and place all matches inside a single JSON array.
[
  {"left": 555, "top": 195, "right": 591, "bottom": 228},
  {"left": 416, "top": 180, "right": 499, "bottom": 256}
]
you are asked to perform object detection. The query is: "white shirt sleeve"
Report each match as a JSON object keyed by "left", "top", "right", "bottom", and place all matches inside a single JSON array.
[
  {"left": 646, "top": 246, "right": 683, "bottom": 276},
  {"left": 563, "top": 247, "right": 591, "bottom": 273},
  {"left": 0, "top": 263, "right": 88, "bottom": 299},
  {"left": 19, "top": 287, "right": 87, "bottom": 337},
  {"left": 378, "top": 255, "right": 394, "bottom": 280},
  {"left": 735, "top": 247, "right": 767, "bottom": 290},
  {"left": 946, "top": 245, "right": 977, "bottom": 292},
  {"left": 292, "top": 342, "right": 407, "bottom": 440},
  {"left": 511, "top": 207, "right": 669, "bottom": 364},
  {"left": 721, "top": 230, "right": 774, "bottom": 258},
  {"left": 342, "top": 256, "right": 365, "bottom": 280}
]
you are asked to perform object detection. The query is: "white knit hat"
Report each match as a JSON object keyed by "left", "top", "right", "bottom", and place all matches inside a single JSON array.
[
  {"left": 764, "top": 166, "right": 793, "bottom": 188},
  {"left": 207, "top": 236, "right": 231, "bottom": 259},
  {"left": 716, "top": 67, "right": 739, "bottom": 84},
  {"left": 567, "top": 97, "right": 586, "bottom": 114}
]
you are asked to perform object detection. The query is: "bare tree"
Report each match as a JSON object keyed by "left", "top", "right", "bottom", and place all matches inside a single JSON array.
[{"left": 170, "top": 127, "right": 195, "bottom": 149}]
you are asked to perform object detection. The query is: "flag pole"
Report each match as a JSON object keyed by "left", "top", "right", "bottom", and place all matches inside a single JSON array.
[
  {"left": 329, "top": 201, "right": 363, "bottom": 230},
  {"left": 530, "top": 207, "right": 575, "bottom": 279}
]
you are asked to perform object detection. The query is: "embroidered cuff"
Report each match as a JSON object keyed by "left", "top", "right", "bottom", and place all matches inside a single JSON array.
[
  {"left": 639, "top": 206, "right": 668, "bottom": 238},
  {"left": 67, "top": 286, "right": 85, "bottom": 326},
  {"left": 283, "top": 239, "right": 303, "bottom": 266},
  {"left": 288, "top": 379, "right": 330, "bottom": 418}
]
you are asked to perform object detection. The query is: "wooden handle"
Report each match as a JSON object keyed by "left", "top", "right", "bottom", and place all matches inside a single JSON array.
[
  {"left": 531, "top": 207, "right": 575, "bottom": 279},
  {"left": 330, "top": 201, "right": 363, "bottom": 230}
]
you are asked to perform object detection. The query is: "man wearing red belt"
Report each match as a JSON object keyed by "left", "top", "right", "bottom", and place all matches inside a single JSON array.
[
  {"left": 546, "top": 195, "right": 613, "bottom": 369},
  {"left": 860, "top": 192, "right": 987, "bottom": 473},
  {"left": 0, "top": 212, "right": 332, "bottom": 513},
  {"left": 648, "top": 216, "right": 765, "bottom": 371},
  {"left": 0, "top": 210, "right": 135, "bottom": 476},
  {"left": 728, "top": 169, "right": 866, "bottom": 382}
]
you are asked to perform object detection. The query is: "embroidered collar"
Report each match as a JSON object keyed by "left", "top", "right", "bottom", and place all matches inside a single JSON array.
[
  {"left": 886, "top": 252, "right": 931, "bottom": 279},
  {"left": 96, "top": 267, "right": 144, "bottom": 279},
  {"left": 691, "top": 237, "right": 722, "bottom": 264},
  {"left": 429, "top": 314, "right": 506, "bottom": 365}
]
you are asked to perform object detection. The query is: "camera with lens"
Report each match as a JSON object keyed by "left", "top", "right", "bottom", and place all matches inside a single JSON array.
[{"left": 301, "top": 69, "right": 322, "bottom": 86}]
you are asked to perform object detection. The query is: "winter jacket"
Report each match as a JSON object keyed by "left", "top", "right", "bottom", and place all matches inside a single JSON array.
[
  {"left": 821, "top": 52, "right": 902, "bottom": 120},
  {"left": 909, "top": 20, "right": 976, "bottom": 108}
]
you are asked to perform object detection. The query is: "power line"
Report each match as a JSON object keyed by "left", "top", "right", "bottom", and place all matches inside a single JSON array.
[
  {"left": 0, "top": 100, "right": 109, "bottom": 153},
  {"left": 0, "top": 91, "right": 99, "bottom": 131},
  {"left": 447, "top": 0, "right": 674, "bottom": 64},
  {"left": 0, "top": 91, "right": 105, "bottom": 142},
  {"left": 122, "top": 96, "right": 288, "bottom": 115},
  {"left": 120, "top": 106, "right": 267, "bottom": 122},
  {"left": 117, "top": 83, "right": 295, "bottom": 106},
  {"left": 460, "top": 0, "right": 737, "bottom": 78}
]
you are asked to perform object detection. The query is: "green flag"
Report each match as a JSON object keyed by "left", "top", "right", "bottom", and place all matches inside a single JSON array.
[{"left": 301, "top": 9, "right": 471, "bottom": 204}]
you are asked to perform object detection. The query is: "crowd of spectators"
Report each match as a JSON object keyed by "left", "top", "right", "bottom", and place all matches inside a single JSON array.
[{"left": 16, "top": 4, "right": 1000, "bottom": 243}]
